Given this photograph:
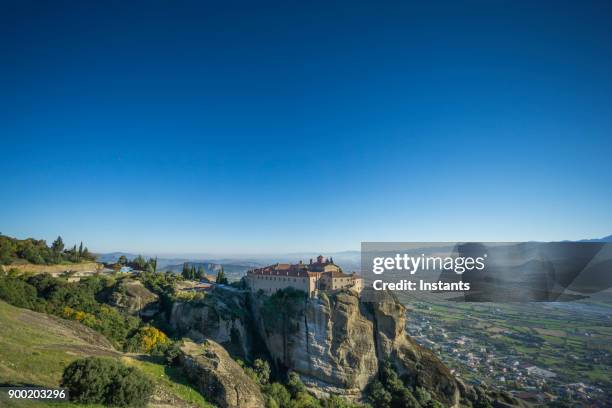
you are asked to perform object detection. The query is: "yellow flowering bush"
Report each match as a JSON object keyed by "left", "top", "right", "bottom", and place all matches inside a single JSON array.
[{"left": 126, "top": 325, "right": 170, "bottom": 353}]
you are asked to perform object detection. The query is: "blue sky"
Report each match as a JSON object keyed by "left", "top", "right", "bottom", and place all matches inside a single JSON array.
[{"left": 1, "top": 1, "right": 611, "bottom": 254}]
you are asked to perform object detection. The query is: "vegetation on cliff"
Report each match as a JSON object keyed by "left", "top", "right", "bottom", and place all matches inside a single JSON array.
[
  {"left": 260, "top": 287, "right": 307, "bottom": 331},
  {"left": 0, "top": 234, "right": 95, "bottom": 265},
  {"left": 367, "top": 361, "right": 445, "bottom": 408},
  {"left": 238, "top": 357, "right": 366, "bottom": 408}
]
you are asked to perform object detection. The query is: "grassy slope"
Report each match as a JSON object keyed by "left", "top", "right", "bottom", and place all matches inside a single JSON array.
[{"left": 0, "top": 300, "right": 213, "bottom": 408}]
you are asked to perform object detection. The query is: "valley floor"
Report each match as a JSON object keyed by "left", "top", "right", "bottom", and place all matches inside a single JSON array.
[{"left": 405, "top": 293, "right": 612, "bottom": 405}]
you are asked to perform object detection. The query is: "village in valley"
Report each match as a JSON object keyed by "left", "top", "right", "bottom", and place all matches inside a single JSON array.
[{"left": 405, "top": 300, "right": 611, "bottom": 406}]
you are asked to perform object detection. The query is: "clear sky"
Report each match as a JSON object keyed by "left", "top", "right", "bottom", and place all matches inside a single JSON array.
[{"left": 1, "top": 1, "right": 611, "bottom": 255}]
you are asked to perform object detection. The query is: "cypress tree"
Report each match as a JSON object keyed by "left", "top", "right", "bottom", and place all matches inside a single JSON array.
[{"left": 216, "top": 267, "right": 228, "bottom": 285}]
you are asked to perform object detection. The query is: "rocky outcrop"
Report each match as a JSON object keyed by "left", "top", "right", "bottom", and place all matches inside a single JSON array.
[
  {"left": 250, "top": 289, "right": 462, "bottom": 406},
  {"left": 178, "top": 339, "right": 265, "bottom": 408},
  {"left": 108, "top": 279, "right": 159, "bottom": 317},
  {"left": 169, "top": 287, "right": 251, "bottom": 359},
  {"left": 368, "top": 290, "right": 461, "bottom": 405},
  {"left": 169, "top": 285, "right": 470, "bottom": 406},
  {"left": 251, "top": 290, "right": 378, "bottom": 399}
]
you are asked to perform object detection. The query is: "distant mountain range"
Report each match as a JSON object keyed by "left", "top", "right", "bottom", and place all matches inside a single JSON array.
[
  {"left": 95, "top": 251, "right": 362, "bottom": 277},
  {"left": 579, "top": 234, "right": 612, "bottom": 243}
]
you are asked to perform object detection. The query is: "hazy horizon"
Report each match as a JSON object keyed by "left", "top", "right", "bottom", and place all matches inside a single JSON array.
[{"left": 2, "top": 232, "right": 611, "bottom": 260}]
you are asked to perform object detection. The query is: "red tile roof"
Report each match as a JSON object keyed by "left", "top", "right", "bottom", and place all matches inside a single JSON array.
[{"left": 248, "top": 260, "right": 359, "bottom": 279}]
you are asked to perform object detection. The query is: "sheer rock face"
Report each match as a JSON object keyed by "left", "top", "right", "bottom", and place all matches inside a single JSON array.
[
  {"left": 170, "top": 287, "right": 462, "bottom": 406},
  {"left": 370, "top": 292, "right": 461, "bottom": 406},
  {"left": 255, "top": 291, "right": 379, "bottom": 399},
  {"left": 170, "top": 289, "right": 251, "bottom": 359},
  {"left": 178, "top": 340, "right": 265, "bottom": 408},
  {"left": 108, "top": 279, "right": 159, "bottom": 316},
  {"left": 251, "top": 290, "right": 462, "bottom": 406}
]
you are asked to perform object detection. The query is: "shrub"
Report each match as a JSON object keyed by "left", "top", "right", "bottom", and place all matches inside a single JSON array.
[
  {"left": 322, "top": 395, "right": 365, "bottom": 408},
  {"left": 366, "top": 361, "right": 445, "bottom": 408},
  {"left": 253, "top": 359, "right": 271, "bottom": 385},
  {"left": 291, "top": 391, "right": 322, "bottom": 408},
  {"left": 125, "top": 325, "right": 170, "bottom": 353},
  {"left": 164, "top": 341, "right": 182, "bottom": 366},
  {"left": 415, "top": 387, "right": 432, "bottom": 404},
  {"left": 287, "top": 371, "right": 306, "bottom": 397},
  {"left": 263, "top": 382, "right": 291, "bottom": 408},
  {"left": 367, "top": 380, "right": 392, "bottom": 408},
  {"left": 0, "top": 276, "right": 39, "bottom": 309},
  {"left": 61, "top": 357, "right": 153, "bottom": 407}
]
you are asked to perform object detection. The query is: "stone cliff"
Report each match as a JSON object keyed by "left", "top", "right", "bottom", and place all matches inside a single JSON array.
[
  {"left": 368, "top": 291, "right": 461, "bottom": 405},
  {"left": 169, "top": 286, "right": 464, "bottom": 405},
  {"left": 249, "top": 289, "right": 462, "bottom": 406},
  {"left": 170, "top": 287, "right": 252, "bottom": 359},
  {"left": 108, "top": 279, "right": 160, "bottom": 317}
]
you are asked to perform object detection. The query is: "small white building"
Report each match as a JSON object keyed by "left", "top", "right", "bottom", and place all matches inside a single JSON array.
[{"left": 525, "top": 366, "right": 557, "bottom": 379}]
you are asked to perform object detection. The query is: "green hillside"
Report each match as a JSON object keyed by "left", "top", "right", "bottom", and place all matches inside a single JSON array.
[{"left": 0, "top": 300, "right": 212, "bottom": 408}]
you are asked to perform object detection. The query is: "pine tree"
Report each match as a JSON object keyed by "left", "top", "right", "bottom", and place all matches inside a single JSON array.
[
  {"left": 134, "top": 255, "right": 146, "bottom": 270},
  {"left": 52, "top": 236, "right": 64, "bottom": 255},
  {"left": 147, "top": 257, "right": 157, "bottom": 273},
  {"left": 181, "top": 263, "right": 190, "bottom": 280},
  {"left": 78, "top": 242, "right": 83, "bottom": 258},
  {"left": 216, "top": 267, "right": 228, "bottom": 285}
]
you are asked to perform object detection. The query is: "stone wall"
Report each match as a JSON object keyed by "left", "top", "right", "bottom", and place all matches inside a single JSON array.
[{"left": 1, "top": 262, "right": 102, "bottom": 276}]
